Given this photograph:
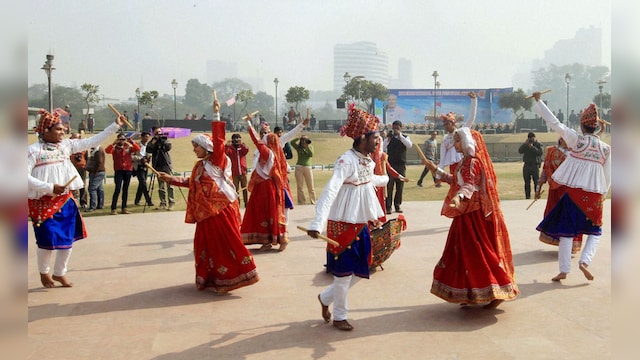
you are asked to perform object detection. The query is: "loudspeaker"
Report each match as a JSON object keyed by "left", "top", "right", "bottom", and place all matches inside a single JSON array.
[{"left": 336, "top": 99, "right": 346, "bottom": 109}]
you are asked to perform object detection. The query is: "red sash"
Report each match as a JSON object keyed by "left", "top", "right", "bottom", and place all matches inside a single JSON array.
[
  {"left": 326, "top": 220, "right": 366, "bottom": 256},
  {"left": 567, "top": 188, "right": 605, "bottom": 226},
  {"left": 28, "top": 193, "right": 72, "bottom": 226}
]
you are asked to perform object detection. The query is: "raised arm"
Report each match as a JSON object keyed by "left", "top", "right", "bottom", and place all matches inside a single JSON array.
[{"left": 462, "top": 92, "right": 478, "bottom": 128}]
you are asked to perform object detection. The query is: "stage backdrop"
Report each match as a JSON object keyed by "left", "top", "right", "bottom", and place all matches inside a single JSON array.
[{"left": 374, "top": 88, "right": 513, "bottom": 125}]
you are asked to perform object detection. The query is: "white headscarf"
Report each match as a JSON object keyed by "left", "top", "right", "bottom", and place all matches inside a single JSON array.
[
  {"left": 191, "top": 134, "right": 213, "bottom": 152},
  {"left": 454, "top": 127, "right": 476, "bottom": 157}
]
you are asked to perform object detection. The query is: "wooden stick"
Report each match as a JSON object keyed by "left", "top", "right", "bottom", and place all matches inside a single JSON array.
[
  {"left": 525, "top": 89, "right": 551, "bottom": 99},
  {"left": 526, "top": 190, "right": 544, "bottom": 210},
  {"left": 296, "top": 226, "right": 340, "bottom": 247},
  {"left": 107, "top": 104, "right": 134, "bottom": 129},
  {"left": 145, "top": 163, "right": 161, "bottom": 177},
  {"left": 243, "top": 111, "right": 259, "bottom": 121},
  {"left": 63, "top": 175, "right": 78, "bottom": 188},
  {"left": 306, "top": 108, "right": 310, "bottom": 119},
  {"left": 213, "top": 90, "right": 220, "bottom": 117}
]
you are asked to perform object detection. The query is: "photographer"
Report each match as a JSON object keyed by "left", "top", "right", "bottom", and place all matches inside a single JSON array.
[
  {"left": 146, "top": 126, "right": 175, "bottom": 210},
  {"left": 132, "top": 131, "right": 154, "bottom": 207},
  {"left": 518, "top": 131, "right": 543, "bottom": 199},
  {"left": 224, "top": 133, "right": 250, "bottom": 207},
  {"left": 291, "top": 135, "right": 317, "bottom": 205},
  {"left": 105, "top": 133, "right": 140, "bottom": 215}
]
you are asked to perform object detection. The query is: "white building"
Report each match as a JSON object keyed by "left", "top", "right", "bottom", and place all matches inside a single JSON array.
[{"left": 333, "top": 41, "right": 389, "bottom": 92}]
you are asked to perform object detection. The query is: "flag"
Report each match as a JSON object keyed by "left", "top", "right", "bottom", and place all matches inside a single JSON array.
[{"left": 226, "top": 97, "right": 236, "bottom": 107}]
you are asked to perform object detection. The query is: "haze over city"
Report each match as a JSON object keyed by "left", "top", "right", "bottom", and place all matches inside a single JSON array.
[{"left": 27, "top": 0, "right": 611, "bottom": 100}]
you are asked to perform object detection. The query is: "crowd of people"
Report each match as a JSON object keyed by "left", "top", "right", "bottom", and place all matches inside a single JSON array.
[{"left": 28, "top": 93, "right": 610, "bottom": 331}]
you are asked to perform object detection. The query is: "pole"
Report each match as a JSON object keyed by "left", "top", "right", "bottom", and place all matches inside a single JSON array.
[
  {"left": 173, "top": 87, "right": 177, "bottom": 121},
  {"left": 274, "top": 78, "right": 279, "bottom": 128}
]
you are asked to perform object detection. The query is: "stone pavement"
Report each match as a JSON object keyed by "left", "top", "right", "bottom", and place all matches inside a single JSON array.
[{"left": 28, "top": 200, "right": 611, "bottom": 359}]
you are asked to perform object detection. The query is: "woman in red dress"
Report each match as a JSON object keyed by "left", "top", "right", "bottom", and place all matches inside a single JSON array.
[
  {"left": 422, "top": 127, "right": 518, "bottom": 308},
  {"left": 240, "top": 120, "right": 290, "bottom": 251},
  {"left": 159, "top": 122, "right": 259, "bottom": 293}
]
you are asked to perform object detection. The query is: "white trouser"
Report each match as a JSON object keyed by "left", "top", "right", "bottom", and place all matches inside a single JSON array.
[
  {"left": 320, "top": 275, "right": 352, "bottom": 321},
  {"left": 558, "top": 234, "right": 601, "bottom": 273},
  {"left": 37, "top": 248, "right": 72, "bottom": 276}
]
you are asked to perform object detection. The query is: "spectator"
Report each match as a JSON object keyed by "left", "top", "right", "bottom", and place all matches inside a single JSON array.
[
  {"left": 69, "top": 133, "right": 88, "bottom": 209},
  {"left": 105, "top": 133, "right": 140, "bottom": 215},
  {"left": 224, "top": 133, "right": 250, "bottom": 207},
  {"left": 147, "top": 127, "right": 175, "bottom": 210},
  {"left": 384, "top": 120, "right": 413, "bottom": 214},
  {"left": 132, "top": 131, "right": 154, "bottom": 207},
  {"left": 78, "top": 120, "right": 86, "bottom": 135},
  {"left": 417, "top": 131, "right": 439, "bottom": 187},
  {"left": 557, "top": 109, "right": 564, "bottom": 124},
  {"left": 518, "top": 132, "right": 543, "bottom": 199},
  {"left": 85, "top": 145, "right": 106, "bottom": 212},
  {"left": 291, "top": 135, "right": 317, "bottom": 205},
  {"left": 568, "top": 109, "right": 578, "bottom": 130},
  {"left": 87, "top": 114, "right": 95, "bottom": 134},
  {"left": 310, "top": 114, "right": 317, "bottom": 131},
  {"left": 133, "top": 109, "right": 140, "bottom": 131}
]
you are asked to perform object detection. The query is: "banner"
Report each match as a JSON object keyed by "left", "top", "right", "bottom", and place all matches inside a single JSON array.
[{"left": 373, "top": 88, "right": 513, "bottom": 125}]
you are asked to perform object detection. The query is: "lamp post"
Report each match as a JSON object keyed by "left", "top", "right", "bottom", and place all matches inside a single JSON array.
[
  {"left": 435, "top": 80, "right": 441, "bottom": 118},
  {"left": 597, "top": 79, "right": 607, "bottom": 117},
  {"left": 41, "top": 54, "right": 55, "bottom": 113},
  {"left": 171, "top": 79, "right": 178, "bottom": 120},
  {"left": 564, "top": 73, "right": 571, "bottom": 123},
  {"left": 274, "top": 77, "right": 279, "bottom": 128},
  {"left": 432, "top": 71, "right": 439, "bottom": 120}
]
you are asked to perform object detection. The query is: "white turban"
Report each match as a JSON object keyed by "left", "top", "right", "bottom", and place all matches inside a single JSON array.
[
  {"left": 192, "top": 134, "right": 213, "bottom": 152},
  {"left": 455, "top": 127, "right": 476, "bottom": 157}
]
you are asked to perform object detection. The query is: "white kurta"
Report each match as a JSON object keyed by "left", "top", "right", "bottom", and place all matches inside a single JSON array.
[
  {"left": 309, "top": 149, "right": 388, "bottom": 233},
  {"left": 533, "top": 100, "right": 611, "bottom": 194},
  {"left": 28, "top": 122, "right": 120, "bottom": 199}
]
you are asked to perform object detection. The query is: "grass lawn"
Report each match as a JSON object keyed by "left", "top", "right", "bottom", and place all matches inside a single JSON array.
[{"left": 28, "top": 129, "right": 610, "bottom": 217}]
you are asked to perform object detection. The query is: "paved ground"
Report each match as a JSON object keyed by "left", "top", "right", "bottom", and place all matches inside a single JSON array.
[{"left": 28, "top": 200, "right": 611, "bottom": 360}]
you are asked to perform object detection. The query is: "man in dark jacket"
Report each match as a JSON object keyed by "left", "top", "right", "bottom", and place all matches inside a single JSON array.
[
  {"left": 518, "top": 132, "right": 543, "bottom": 199},
  {"left": 146, "top": 127, "right": 174, "bottom": 210},
  {"left": 384, "top": 120, "right": 413, "bottom": 214}
]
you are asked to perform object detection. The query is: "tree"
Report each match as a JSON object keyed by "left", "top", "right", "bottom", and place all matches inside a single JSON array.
[
  {"left": 498, "top": 88, "right": 533, "bottom": 120},
  {"left": 285, "top": 86, "right": 310, "bottom": 114},
  {"left": 183, "top": 78, "right": 213, "bottom": 111},
  {"left": 592, "top": 92, "right": 611, "bottom": 110},
  {"left": 138, "top": 90, "right": 160, "bottom": 122},
  {"left": 530, "top": 63, "right": 610, "bottom": 113},
  {"left": 235, "top": 89, "right": 255, "bottom": 124},
  {"left": 80, "top": 83, "right": 100, "bottom": 121}
]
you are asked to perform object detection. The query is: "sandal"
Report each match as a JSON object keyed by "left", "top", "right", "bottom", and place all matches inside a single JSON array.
[
  {"left": 483, "top": 299, "right": 504, "bottom": 309},
  {"left": 332, "top": 320, "right": 353, "bottom": 331},
  {"left": 318, "top": 294, "right": 331, "bottom": 323}
]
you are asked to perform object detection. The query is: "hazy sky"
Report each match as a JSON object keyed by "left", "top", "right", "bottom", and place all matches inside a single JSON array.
[{"left": 27, "top": 0, "right": 611, "bottom": 100}]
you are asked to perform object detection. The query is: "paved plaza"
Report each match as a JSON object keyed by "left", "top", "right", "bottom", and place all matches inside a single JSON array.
[{"left": 28, "top": 200, "right": 611, "bottom": 359}]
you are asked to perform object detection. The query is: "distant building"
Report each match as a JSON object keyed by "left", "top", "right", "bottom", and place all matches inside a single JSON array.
[
  {"left": 333, "top": 41, "right": 389, "bottom": 92},
  {"left": 206, "top": 60, "right": 238, "bottom": 84},
  {"left": 389, "top": 57, "right": 413, "bottom": 89}
]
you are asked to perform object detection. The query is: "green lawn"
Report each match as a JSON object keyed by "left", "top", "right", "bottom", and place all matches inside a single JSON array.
[{"left": 29, "top": 129, "right": 610, "bottom": 217}]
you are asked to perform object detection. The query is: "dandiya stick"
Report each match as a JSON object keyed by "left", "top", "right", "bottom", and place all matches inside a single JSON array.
[
  {"left": 525, "top": 89, "right": 551, "bottom": 99},
  {"left": 526, "top": 190, "right": 545, "bottom": 210},
  {"left": 213, "top": 90, "right": 220, "bottom": 118},
  {"left": 107, "top": 104, "right": 134, "bottom": 129},
  {"left": 63, "top": 175, "right": 78, "bottom": 188},
  {"left": 145, "top": 163, "right": 161, "bottom": 177},
  {"left": 243, "top": 111, "right": 259, "bottom": 121},
  {"left": 296, "top": 226, "right": 340, "bottom": 247}
]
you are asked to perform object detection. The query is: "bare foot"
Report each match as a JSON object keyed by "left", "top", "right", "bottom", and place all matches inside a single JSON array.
[
  {"left": 552, "top": 272, "right": 568, "bottom": 281},
  {"left": 579, "top": 262, "right": 594, "bottom": 281},
  {"left": 40, "top": 273, "right": 54, "bottom": 288},
  {"left": 259, "top": 243, "right": 272, "bottom": 251},
  {"left": 52, "top": 275, "right": 73, "bottom": 287},
  {"left": 278, "top": 242, "right": 288, "bottom": 252},
  {"left": 483, "top": 299, "right": 504, "bottom": 309}
]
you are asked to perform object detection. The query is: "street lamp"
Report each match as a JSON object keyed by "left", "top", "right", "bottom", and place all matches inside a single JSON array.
[
  {"left": 171, "top": 79, "right": 178, "bottom": 120},
  {"left": 343, "top": 72, "right": 364, "bottom": 106},
  {"left": 41, "top": 54, "right": 55, "bottom": 113},
  {"left": 564, "top": 73, "right": 571, "bottom": 124},
  {"left": 274, "top": 77, "right": 279, "bottom": 128},
  {"left": 432, "top": 71, "right": 439, "bottom": 119},
  {"left": 596, "top": 79, "right": 607, "bottom": 117}
]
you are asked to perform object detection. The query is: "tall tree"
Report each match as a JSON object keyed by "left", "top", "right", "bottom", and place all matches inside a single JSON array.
[
  {"left": 235, "top": 89, "right": 255, "bottom": 124},
  {"left": 138, "top": 90, "right": 160, "bottom": 121},
  {"left": 285, "top": 86, "right": 310, "bottom": 114},
  {"left": 498, "top": 88, "right": 533, "bottom": 120},
  {"left": 183, "top": 79, "right": 213, "bottom": 111},
  {"left": 530, "top": 63, "right": 610, "bottom": 114},
  {"left": 80, "top": 83, "right": 100, "bottom": 121}
]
